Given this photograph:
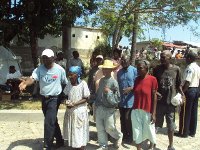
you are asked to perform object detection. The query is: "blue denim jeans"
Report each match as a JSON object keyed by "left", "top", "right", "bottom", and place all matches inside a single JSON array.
[
  {"left": 179, "top": 87, "right": 199, "bottom": 136},
  {"left": 42, "top": 96, "right": 63, "bottom": 148},
  {"left": 95, "top": 105, "right": 122, "bottom": 146}
]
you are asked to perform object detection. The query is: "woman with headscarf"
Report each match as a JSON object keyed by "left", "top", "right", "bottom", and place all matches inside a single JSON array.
[
  {"left": 63, "top": 66, "right": 90, "bottom": 150},
  {"left": 131, "top": 60, "right": 158, "bottom": 150}
]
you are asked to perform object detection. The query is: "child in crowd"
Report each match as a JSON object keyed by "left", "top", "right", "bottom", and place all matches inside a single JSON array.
[{"left": 63, "top": 66, "right": 90, "bottom": 150}]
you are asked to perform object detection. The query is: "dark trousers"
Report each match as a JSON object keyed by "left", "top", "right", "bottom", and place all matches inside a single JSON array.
[
  {"left": 42, "top": 97, "right": 63, "bottom": 148},
  {"left": 119, "top": 107, "right": 132, "bottom": 140},
  {"left": 179, "top": 87, "right": 199, "bottom": 136}
]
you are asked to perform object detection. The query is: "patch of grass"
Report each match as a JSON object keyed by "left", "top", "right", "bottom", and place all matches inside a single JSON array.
[
  {"left": 0, "top": 99, "right": 66, "bottom": 110},
  {"left": 0, "top": 100, "right": 41, "bottom": 110}
]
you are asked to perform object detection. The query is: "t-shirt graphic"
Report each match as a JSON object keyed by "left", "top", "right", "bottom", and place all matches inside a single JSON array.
[
  {"left": 160, "top": 74, "right": 174, "bottom": 90},
  {"left": 160, "top": 73, "right": 174, "bottom": 104},
  {"left": 43, "top": 75, "right": 58, "bottom": 83},
  {"left": 153, "top": 65, "right": 182, "bottom": 105}
]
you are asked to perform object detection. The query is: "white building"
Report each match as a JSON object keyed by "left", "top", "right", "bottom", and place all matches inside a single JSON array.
[{"left": 11, "top": 27, "right": 106, "bottom": 73}]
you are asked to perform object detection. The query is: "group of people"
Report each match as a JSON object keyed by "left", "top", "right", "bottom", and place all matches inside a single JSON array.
[
  {"left": 0, "top": 65, "right": 22, "bottom": 99},
  {"left": 18, "top": 48, "right": 200, "bottom": 150}
]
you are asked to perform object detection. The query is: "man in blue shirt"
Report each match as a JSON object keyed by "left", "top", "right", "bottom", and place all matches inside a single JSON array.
[
  {"left": 117, "top": 54, "right": 137, "bottom": 143},
  {"left": 19, "top": 49, "right": 68, "bottom": 150}
]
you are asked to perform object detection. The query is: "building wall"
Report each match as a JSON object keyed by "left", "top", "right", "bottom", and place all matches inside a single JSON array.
[
  {"left": 136, "top": 42, "right": 151, "bottom": 51},
  {"left": 70, "top": 27, "right": 105, "bottom": 50},
  {"left": 10, "top": 27, "right": 106, "bottom": 74},
  {"left": 38, "top": 34, "right": 62, "bottom": 49}
]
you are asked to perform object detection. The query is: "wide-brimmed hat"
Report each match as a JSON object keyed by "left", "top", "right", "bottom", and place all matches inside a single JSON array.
[{"left": 98, "top": 59, "right": 117, "bottom": 69}]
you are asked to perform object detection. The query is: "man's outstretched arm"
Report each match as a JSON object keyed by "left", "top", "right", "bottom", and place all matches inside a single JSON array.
[{"left": 19, "top": 77, "right": 35, "bottom": 91}]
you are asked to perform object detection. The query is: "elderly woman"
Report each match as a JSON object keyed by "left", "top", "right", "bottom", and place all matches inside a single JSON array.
[
  {"left": 63, "top": 66, "right": 90, "bottom": 150},
  {"left": 131, "top": 60, "right": 158, "bottom": 150}
]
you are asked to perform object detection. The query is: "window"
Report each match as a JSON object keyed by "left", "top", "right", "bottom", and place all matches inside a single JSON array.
[
  {"left": 97, "top": 36, "right": 100, "bottom": 39},
  {"left": 72, "top": 34, "right": 75, "bottom": 37},
  {"left": 85, "top": 35, "right": 88, "bottom": 38}
]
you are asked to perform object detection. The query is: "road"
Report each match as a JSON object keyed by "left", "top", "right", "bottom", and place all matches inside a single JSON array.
[{"left": 0, "top": 109, "right": 200, "bottom": 150}]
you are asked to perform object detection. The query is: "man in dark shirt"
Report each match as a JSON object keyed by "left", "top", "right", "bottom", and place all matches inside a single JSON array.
[{"left": 153, "top": 50, "right": 185, "bottom": 150}]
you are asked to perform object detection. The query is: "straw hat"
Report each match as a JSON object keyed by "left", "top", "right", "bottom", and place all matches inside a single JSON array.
[{"left": 98, "top": 59, "right": 117, "bottom": 69}]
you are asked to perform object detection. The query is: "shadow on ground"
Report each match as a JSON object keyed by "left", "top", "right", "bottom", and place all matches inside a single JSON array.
[{"left": 6, "top": 138, "right": 43, "bottom": 150}]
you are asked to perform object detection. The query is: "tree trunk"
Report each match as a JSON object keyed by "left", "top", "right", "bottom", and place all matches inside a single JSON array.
[
  {"left": 112, "top": 27, "right": 123, "bottom": 50},
  {"left": 62, "top": 19, "right": 72, "bottom": 68},
  {"left": 30, "top": 27, "right": 38, "bottom": 68},
  {"left": 112, "top": 29, "right": 119, "bottom": 50},
  {"left": 130, "top": 13, "right": 139, "bottom": 66}
]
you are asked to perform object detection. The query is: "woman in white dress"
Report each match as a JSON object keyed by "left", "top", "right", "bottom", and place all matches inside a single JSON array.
[{"left": 63, "top": 66, "right": 90, "bottom": 150}]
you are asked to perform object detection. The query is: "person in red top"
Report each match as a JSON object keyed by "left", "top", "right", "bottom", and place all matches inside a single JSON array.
[{"left": 131, "top": 60, "right": 158, "bottom": 150}]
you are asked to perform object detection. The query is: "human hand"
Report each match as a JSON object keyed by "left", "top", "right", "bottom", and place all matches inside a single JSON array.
[
  {"left": 65, "top": 100, "right": 75, "bottom": 108},
  {"left": 181, "top": 95, "right": 186, "bottom": 105},
  {"left": 123, "top": 87, "right": 132, "bottom": 95},
  {"left": 104, "top": 86, "right": 111, "bottom": 93},
  {"left": 156, "top": 92, "right": 162, "bottom": 101},
  {"left": 19, "top": 80, "right": 27, "bottom": 91},
  {"left": 65, "top": 100, "right": 71, "bottom": 105},
  {"left": 151, "top": 114, "right": 156, "bottom": 124}
]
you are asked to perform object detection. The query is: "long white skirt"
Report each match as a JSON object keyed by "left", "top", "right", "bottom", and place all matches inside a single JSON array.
[
  {"left": 63, "top": 105, "right": 89, "bottom": 148},
  {"left": 131, "top": 109, "right": 156, "bottom": 144}
]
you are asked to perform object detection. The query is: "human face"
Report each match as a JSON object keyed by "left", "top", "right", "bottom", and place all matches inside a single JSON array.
[
  {"left": 57, "top": 53, "right": 64, "bottom": 60},
  {"left": 137, "top": 63, "right": 148, "bottom": 77},
  {"left": 68, "top": 72, "right": 78, "bottom": 85},
  {"left": 42, "top": 56, "right": 54, "bottom": 69},
  {"left": 96, "top": 58, "right": 103, "bottom": 66},
  {"left": 160, "top": 53, "right": 170, "bottom": 65},
  {"left": 73, "top": 51, "right": 79, "bottom": 59},
  {"left": 121, "top": 56, "right": 130, "bottom": 68},
  {"left": 9, "top": 67, "right": 16, "bottom": 74},
  {"left": 185, "top": 56, "right": 192, "bottom": 64},
  {"left": 113, "top": 51, "right": 120, "bottom": 60},
  {"left": 102, "top": 68, "right": 113, "bottom": 77}
]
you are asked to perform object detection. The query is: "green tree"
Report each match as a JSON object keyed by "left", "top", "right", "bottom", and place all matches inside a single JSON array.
[
  {"left": 150, "top": 38, "right": 163, "bottom": 50},
  {"left": 0, "top": 0, "right": 97, "bottom": 67},
  {"left": 91, "top": 0, "right": 200, "bottom": 64}
]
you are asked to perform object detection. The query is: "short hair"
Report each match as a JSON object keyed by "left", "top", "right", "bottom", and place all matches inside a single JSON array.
[
  {"left": 137, "top": 60, "right": 150, "bottom": 70},
  {"left": 121, "top": 54, "right": 130, "bottom": 61},
  {"left": 162, "top": 50, "right": 172, "bottom": 58},
  {"left": 72, "top": 50, "right": 79, "bottom": 56},
  {"left": 56, "top": 50, "right": 63, "bottom": 55},
  {"left": 9, "top": 66, "right": 15, "bottom": 69},
  {"left": 113, "top": 48, "right": 122, "bottom": 56},
  {"left": 186, "top": 51, "right": 197, "bottom": 61}
]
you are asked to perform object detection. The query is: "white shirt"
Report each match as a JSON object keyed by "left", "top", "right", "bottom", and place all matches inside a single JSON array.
[
  {"left": 6, "top": 71, "right": 22, "bottom": 80},
  {"left": 56, "top": 58, "right": 67, "bottom": 69},
  {"left": 183, "top": 62, "right": 200, "bottom": 87},
  {"left": 68, "top": 58, "right": 83, "bottom": 68}
]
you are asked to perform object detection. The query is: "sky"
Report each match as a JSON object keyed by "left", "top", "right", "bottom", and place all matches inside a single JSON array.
[{"left": 119, "top": 21, "right": 200, "bottom": 47}]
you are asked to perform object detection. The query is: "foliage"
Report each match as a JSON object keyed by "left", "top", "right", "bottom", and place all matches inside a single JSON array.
[
  {"left": 0, "top": 0, "right": 97, "bottom": 44},
  {"left": 90, "top": 0, "right": 200, "bottom": 49},
  {"left": 92, "top": 42, "right": 112, "bottom": 58},
  {"left": 0, "top": 100, "right": 41, "bottom": 110},
  {"left": 0, "top": 0, "right": 97, "bottom": 67},
  {"left": 150, "top": 38, "right": 163, "bottom": 50}
]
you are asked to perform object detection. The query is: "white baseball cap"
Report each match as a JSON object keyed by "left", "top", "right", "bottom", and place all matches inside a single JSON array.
[
  {"left": 96, "top": 55, "right": 103, "bottom": 59},
  {"left": 41, "top": 49, "right": 54, "bottom": 57}
]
